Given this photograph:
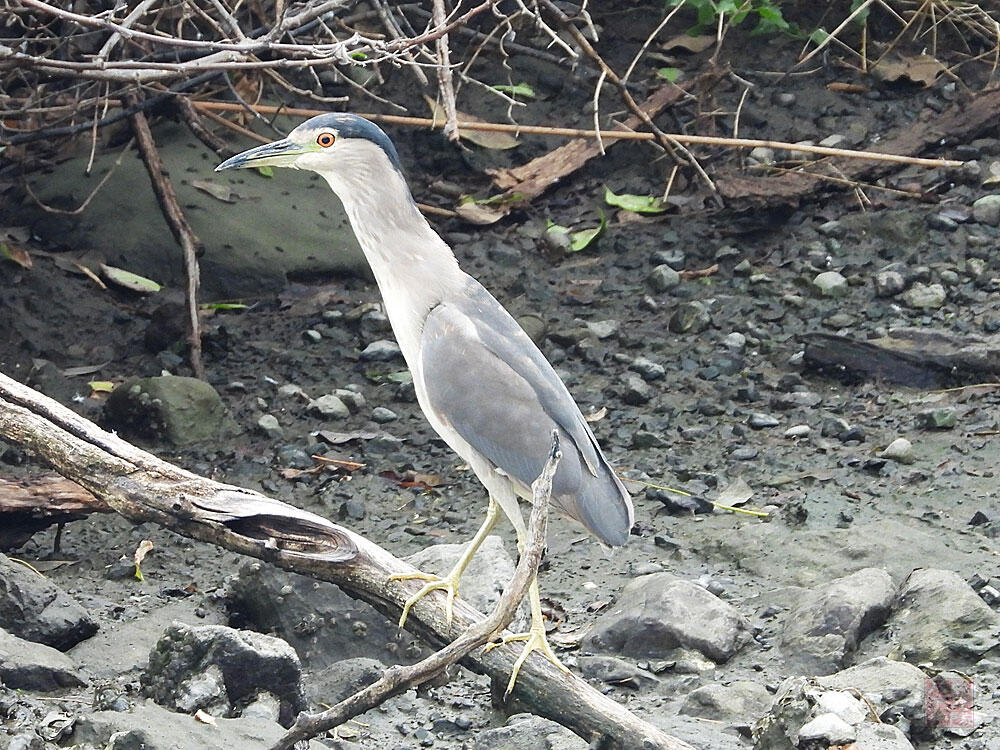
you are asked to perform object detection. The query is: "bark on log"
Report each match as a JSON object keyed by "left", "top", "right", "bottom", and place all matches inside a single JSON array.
[
  {"left": 0, "top": 370, "right": 694, "bottom": 750},
  {"left": 0, "top": 475, "right": 109, "bottom": 549}
]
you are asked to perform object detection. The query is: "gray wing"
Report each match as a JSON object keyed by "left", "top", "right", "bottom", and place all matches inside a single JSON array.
[{"left": 420, "top": 278, "right": 632, "bottom": 546}]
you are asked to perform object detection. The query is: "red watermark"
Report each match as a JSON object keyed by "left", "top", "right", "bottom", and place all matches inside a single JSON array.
[{"left": 924, "top": 675, "right": 975, "bottom": 731}]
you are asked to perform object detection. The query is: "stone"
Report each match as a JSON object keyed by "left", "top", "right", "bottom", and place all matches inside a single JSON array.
[
  {"left": 585, "top": 319, "right": 619, "bottom": 340},
  {"left": 371, "top": 406, "right": 398, "bottom": 423},
  {"left": 71, "top": 700, "right": 325, "bottom": 749},
  {"left": 582, "top": 573, "right": 751, "bottom": 663},
  {"left": 256, "top": 413, "right": 283, "bottom": 438},
  {"left": 630, "top": 356, "right": 666, "bottom": 381},
  {"left": 972, "top": 194, "right": 1000, "bottom": 226},
  {"left": 307, "top": 394, "right": 349, "bottom": 419},
  {"left": 879, "top": 437, "right": 915, "bottom": 464},
  {"left": 104, "top": 376, "right": 226, "bottom": 444},
  {"left": 679, "top": 680, "right": 773, "bottom": 725},
  {"left": 622, "top": 374, "right": 654, "bottom": 405},
  {"left": 778, "top": 568, "right": 896, "bottom": 675},
  {"left": 648, "top": 264, "right": 680, "bottom": 292},
  {"left": 817, "top": 657, "right": 929, "bottom": 730},
  {"left": 749, "top": 146, "right": 775, "bottom": 164},
  {"left": 854, "top": 722, "right": 915, "bottom": 750},
  {"left": 812, "top": 270, "right": 848, "bottom": 297},
  {"left": 798, "top": 712, "right": 856, "bottom": 744},
  {"left": 901, "top": 282, "right": 946, "bottom": 309},
  {"left": 917, "top": 409, "right": 956, "bottom": 429},
  {"left": 0, "top": 627, "right": 87, "bottom": 690},
  {"left": 359, "top": 339, "right": 402, "bottom": 361},
  {"left": 141, "top": 621, "right": 306, "bottom": 725},
  {"left": 0, "top": 553, "right": 98, "bottom": 650},
  {"left": 405, "top": 535, "right": 527, "bottom": 630},
  {"left": 308, "top": 656, "right": 385, "bottom": 704},
  {"left": 882, "top": 568, "right": 1000, "bottom": 668},
  {"left": 748, "top": 413, "right": 780, "bottom": 429},
  {"left": 577, "top": 655, "right": 659, "bottom": 690},
  {"left": 784, "top": 425, "right": 811, "bottom": 438},
  {"left": 668, "top": 302, "right": 711, "bottom": 334},
  {"left": 472, "top": 713, "right": 585, "bottom": 750},
  {"left": 874, "top": 270, "right": 906, "bottom": 297}
]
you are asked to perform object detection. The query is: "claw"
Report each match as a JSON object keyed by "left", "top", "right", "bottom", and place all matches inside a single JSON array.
[
  {"left": 487, "top": 622, "right": 569, "bottom": 697},
  {"left": 388, "top": 570, "right": 460, "bottom": 627}
]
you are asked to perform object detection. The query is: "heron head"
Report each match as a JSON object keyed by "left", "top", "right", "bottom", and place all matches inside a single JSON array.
[{"left": 215, "top": 113, "right": 402, "bottom": 177}]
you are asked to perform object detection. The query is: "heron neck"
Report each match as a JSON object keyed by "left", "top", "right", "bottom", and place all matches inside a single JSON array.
[{"left": 319, "top": 165, "right": 466, "bottom": 357}]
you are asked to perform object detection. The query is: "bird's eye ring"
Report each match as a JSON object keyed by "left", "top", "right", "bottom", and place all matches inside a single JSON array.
[{"left": 316, "top": 132, "right": 336, "bottom": 148}]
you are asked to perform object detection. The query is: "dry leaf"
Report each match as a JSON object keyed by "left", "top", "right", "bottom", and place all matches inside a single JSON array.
[
  {"left": 194, "top": 709, "right": 216, "bottom": 725},
  {"left": 1, "top": 243, "right": 32, "bottom": 268},
  {"left": 661, "top": 34, "right": 715, "bottom": 53},
  {"left": 425, "top": 96, "right": 520, "bottom": 150},
  {"left": 191, "top": 179, "right": 237, "bottom": 203},
  {"left": 454, "top": 200, "right": 510, "bottom": 225},
  {"left": 133, "top": 539, "right": 154, "bottom": 567},
  {"left": 584, "top": 406, "right": 607, "bottom": 423},
  {"left": 871, "top": 54, "right": 945, "bottom": 87},
  {"left": 716, "top": 477, "right": 754, "bottom": 507}
]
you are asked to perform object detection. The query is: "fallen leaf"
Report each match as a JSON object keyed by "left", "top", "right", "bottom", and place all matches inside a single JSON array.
[
  {"left": 100, "top": 264, "right": 161, "bottom": 293},
  {"left": 72, "top": 262, "right": 108, "bottom": 290},
  {"left": 491, "top": 82, "right": 535, "bottom": 98},
  {"left": 133, "top": 539, "right": 154, "bottom": 567},
  {"left": 678, "top": 264, "right": 719, "bottom": 279},
  {"left": 661, "top": 34, "right": 715, "bottom": 53},
  {"left": 194, "top": 709, "right": 216, "bottom": 725},
  {"left": 584, "top": 406, "right": 608, "bottom": 423},
  {"left": 1, "top": 243, "right": 32, "bottom": 268},
  {"left": 716, "top": 477, "right": 753, "bottom": 507},
  {"left": 604, "top": 186, "right": 668, "bottom": 214},
  {"left": 316, "top": 429, "right": 384, "bottom": 445},
  {"left": 425, "top": 96, "right": 520, "bottom": 150},
  {"left": 191, "top": 179, "right": 236, "bottom": 203},
  {"left": 871, "top": 54, "right": 945, "bottom": 87},
  {"left": 656, "top": 67, "right": 681, "bottom": 83},
  {"left": 88, "top": 381, "right": 115, "bottom": 394},
  {"left": 454, "top": 199, "right": 510, "bottom": 225},
  {"left": 545, "top": 211, "right": 606, "bottom": 252},
  {"left": 62, "top": 361, "right": 111, "bottom": 377}
]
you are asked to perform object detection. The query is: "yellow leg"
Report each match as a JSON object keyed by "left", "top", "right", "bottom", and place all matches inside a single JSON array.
[
  {"left": 485, "top": 540, "right": 570, "bottom": 696},
  {"left": 389, "top": 496, "right": 500, "bottom": 627}
]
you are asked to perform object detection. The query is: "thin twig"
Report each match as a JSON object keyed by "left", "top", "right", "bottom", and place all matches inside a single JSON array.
[
  {"left": 271, "top": 432, "right": 561, "bottom": 750},
  {"left": 432, "top": 0, "right": 459, "bottom": 142}
]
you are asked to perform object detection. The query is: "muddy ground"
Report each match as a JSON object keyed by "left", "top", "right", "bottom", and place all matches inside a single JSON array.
[{"left": 1, "top": 10, "right": 999, "bottom": 750}]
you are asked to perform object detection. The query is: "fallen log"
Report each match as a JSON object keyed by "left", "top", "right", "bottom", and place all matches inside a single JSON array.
[
  {"left": 802, "top": 327, "right": 1000, "bottom": 388},
  {"left": 0, "top": 475, "right": 109, "bottom": 549},
  {"left": 0, "top": 370, "right": 694, "bottom": 750}
]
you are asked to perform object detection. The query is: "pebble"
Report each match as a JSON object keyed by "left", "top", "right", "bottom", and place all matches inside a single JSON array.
[
  {"left": 585, "top": 319, "right": 619, "bottom": 340},
  {"left": 927, "top": 213, "right": 959, "bottom": 232},
  {"left": 748, "top": 146, "right": 775, "bottom": 165},
  {"left": 817, "top": 220, "right": 845, "bottom": 238},
  {"left": 972, "top": 194, "right": 1000, "bottom": 226},
  {"left": 372, "top": 407, "right": 398, "bottom": 423},
  {"left": 256, "top": 414, "right": 283, "bottom": 438},
  {"left": 630, "top": 356, "right": 666, "bottom": 381},
  {"left": 622, "top": 375, "right": 654, "bottom": 406},
  {"left": 277, "top": 383, "right": 305, "bottom": 399},
  {"left": 874, "top": 270, "right": 906, "bottom": 297},
  {"left": 360, "top": 339, "right": 403, "bottom": 361},
  {"left": 901, "top": 282, "right": 946, "bottom": 309},
  {"left": 302, "top": 329, "right": 322, "bottom": 343},
  {"left": 722, "top": 332, "right": 746, "bottom": 350},
  {"left": 784, "top": 425, "right": 811, "bottom": 438},
  {"left": 647, "top": 264, "right": 681, "bottom": 292},
  {"left": 917, "top": 408, "right": 956, "bottom": 429},
  {"left": 308, "top": 394, "right": 350, "bottom": 419},
  {"left": 812, "top": 271, "right": 848, "bottom": 297},
  {"left": 334, "top": 388, "right": 366, "bottom": 413},
  {"left": 668, "top": 301, "right": 711, "bottom": 334},
  {"left": 880, "top": 437, "right": 915, "bottom": 464},
  {"left": 748, "top": 413, "right": 780, "bottom": 429},
  {"left": 798, "top": 712, "right": 856, "bottom": 744}
]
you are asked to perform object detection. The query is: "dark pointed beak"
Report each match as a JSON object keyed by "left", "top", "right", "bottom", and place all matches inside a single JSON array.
[{"left": 215, "top": 138, "right": 307, "bottom": 171}]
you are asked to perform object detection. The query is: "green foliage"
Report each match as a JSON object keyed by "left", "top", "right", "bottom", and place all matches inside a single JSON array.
[
  {"left": 491, "top": 82, "right": 536, "bottom": 98},
  {"left": 666, "top": 0, "right": 792, "bottom": 36},
  {"left": 604, "top": 186, "right": 668, "bottom": 214}
]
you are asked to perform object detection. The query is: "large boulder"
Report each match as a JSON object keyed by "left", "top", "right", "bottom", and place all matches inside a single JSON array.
[
  {"left": 0, "top": 627, "right": 87, "bottom": 690},
  {"left": 104, "top": 376, "right": 226, "bottom": 444},
  {"left": 582, "top": 573, "right": 751, "bottom": 663}
]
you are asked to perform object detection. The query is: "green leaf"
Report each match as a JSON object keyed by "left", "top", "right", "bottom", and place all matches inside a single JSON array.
[
  {"left": 88, "top": 381, "right": 115, "bottom": 393},
  {"left": 350, "top": 52, "right": 368, "bottom": 60},
  {"left": 255, "top": 166, "right": 274, "bottom": 178},
  {"left": 656, "top": 67, "right": 681, "bottom": 83},
  {"left": 200, "top": 302, "right": 249, "bottom": 311},
  {"left": 491, "top": 82, "right": 536, "bottom": 98},
  {"left": 100, "top": 264, "right": 162, "bottom": 293},
  {"left": 809, "top": 27, "right": 829, "bottom": 45},
  {"left": 134, "top": 564, "right": 144, "bottom": 582},
  {"left": 545, "top": 212, "right": 606, "bottom": 252},
  {"left": 604, "top": 186, "right": 668, "bottom": 214}
]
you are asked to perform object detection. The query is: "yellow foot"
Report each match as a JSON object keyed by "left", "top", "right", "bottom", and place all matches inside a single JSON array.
[
  {"left": 387, "top": 571, "right": 460, "bottom": 628},
  {"left": 486, "top": 626, "right": 570, "bottom": 697}
]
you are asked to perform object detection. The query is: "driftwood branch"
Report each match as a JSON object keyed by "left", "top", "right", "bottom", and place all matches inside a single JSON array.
[
  {"left": 0, "top": 475, "right": 109, "bottom": 549},
  {"left": 127, "top": 95, "right": 206, "bottom": 380},
  {"left": 0, "top": 370, "right": 694, "bottom": 750},
  {"left": 275, "top": 433, "right": 561, "bottom": 750}
]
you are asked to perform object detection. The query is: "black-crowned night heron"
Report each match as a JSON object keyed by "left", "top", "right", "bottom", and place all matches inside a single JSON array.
[{"left": 216, "top": 113, "right": 633, "bottom": 692}]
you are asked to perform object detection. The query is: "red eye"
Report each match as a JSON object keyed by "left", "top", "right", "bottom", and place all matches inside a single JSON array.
[{"left": 316, "top": 132, "right": 336, "bottom": 148}]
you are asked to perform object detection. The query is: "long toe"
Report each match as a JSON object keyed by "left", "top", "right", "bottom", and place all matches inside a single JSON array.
[
  {"left": 389, "top": 571, "right": 460, "bottom": 628},
  {"left": 489, "top": 627, "right": 570, "bottom": 697}
]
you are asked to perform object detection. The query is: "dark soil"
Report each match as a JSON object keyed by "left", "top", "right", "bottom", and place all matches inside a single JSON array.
[{"left": 1, "top": 10, "right": 999, "bottom": 750}]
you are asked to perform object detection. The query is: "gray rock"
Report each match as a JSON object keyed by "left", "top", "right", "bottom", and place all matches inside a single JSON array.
[
  {"left": 472, "top": 713, "right": 585, "bottom": 750},
  {"left": 817, "top": 657, "right": 929, "bottom": 730},
  {"left": 582, "top": 573, "right": 751, "bottom": 663},
  {"left": 585, "top": 319, "right": 619, "bottom": 340},
  {"left": 630, "top": 356, "right": 666, "bottom": 381},
  {"left": 71, "top": 700, "right": 325, "bottom": 749},
  {"left": 779, "top": 568, "right": 896, "bottom": 675},
  {"left": 749, "top": 146, "right": 775, "bottom": 165},
  {"left": 141, "top": 621, "right": 306, "bottom": 725},
  {"left": 622, "top": 374, "right": 654, "bottom": 405},
  {"left": 748, "top": 413, "right": 780, "bottom": 429},
  {"left": 648, "top": 264, "right": 681, "bottom": 292},
  {"left": 405, "top": 535, "right": 526, "bottom": 629},
  {"left": 917, "top": 409, "right": 956, "bottom": 429},
  {"left": 359, "top": 339, "right": 402, "bottom": 361},
  {"left": 798, "top": 712, "right": 856, "bottom": 743},
  {"left": 307, "top": 394, "right": 349, "bottom": 419},
  {"left": 723, "top": 332, "right": 746, "bottom": 350},
  {"left": 854, "top": 722, "right": 915, "bottom": 750},
  {"left": 104, "top": 376, "right": 226, "bottom": 444},
  {"left": 901, "top": 282, "right": 946, "bottom": 309},
  {"left": 371, "top": 406, "right": 398, "bottom": 423},
  {"left": 0, "top": 627, "right": 87, "bottom": 690},
  {"left": 577, "top": 655, "right": 659, "bottom": 690},
  {"left": 813, "top": 270, "right": 848, "bottom": 297},
  {"left": 334, "top": 387, "right": 366, "bottom": 412},
  {"left": 880, "top": 437, "right": 915, "bottom": 464},
  {"left": 669, "top": 301, "right": 711, "bottom": 334},
  {"left": 784, "top": 425, "right": 811, "bottom": 438},
  {"left": 256, "top": 413, "right": 283, "bottom": 438},
  {"left": 972, "top": 194, "right": 1000, "bottom": 226},
  {"left": 0, "top": 553, "right": 98, "bottom": 650},
  {"left": 679, "top": 680, "right": 772, "bottom": 724},
  {"left": 308, "top": 656, "right": 385, "bottom": 704},
  {"left": 882, "top": 568, "right": 1000, "bottom": 667},
  {"left": 874, "top": 270, "right": 907, "bottom": 297}
]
